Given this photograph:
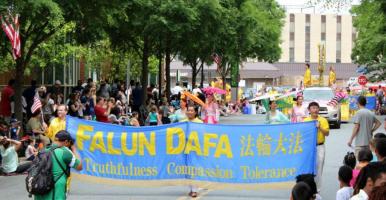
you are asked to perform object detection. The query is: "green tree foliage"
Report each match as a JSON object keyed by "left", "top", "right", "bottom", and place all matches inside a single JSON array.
[
  {"left": 351, "top": 0, "right": 386, "bottom": 81},
  {"left": 0, "top": 0, "right": 119, "bottom": 121}
]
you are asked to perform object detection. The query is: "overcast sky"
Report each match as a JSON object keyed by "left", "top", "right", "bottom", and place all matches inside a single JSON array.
[{"left": 276, "top": 0, "right": 361, "bottom": 14}]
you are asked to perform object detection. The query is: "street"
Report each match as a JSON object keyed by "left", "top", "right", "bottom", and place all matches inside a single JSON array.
[{"left": 1, "top": 114, "right": 384, "bottom": 200}]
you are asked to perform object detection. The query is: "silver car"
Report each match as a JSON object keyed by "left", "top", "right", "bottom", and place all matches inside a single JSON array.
[{"left": 303, "top": 87, "right": 341, "bottom": 129}]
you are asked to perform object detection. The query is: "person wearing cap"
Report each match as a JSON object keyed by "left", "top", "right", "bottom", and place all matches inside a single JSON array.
[
  {"left": 46, "top": 104, "right": 67, "bottom": 141},
  {"left": 34, "top": 130, "right": 82, "bottom": 200},
  {"left": 304, "top": 102, "right": 330, "bottom": 192}
]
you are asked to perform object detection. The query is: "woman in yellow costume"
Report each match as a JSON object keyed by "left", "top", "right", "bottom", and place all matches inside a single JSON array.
[
  {"left": 304, "top": 63, "right": 312, "bottom": 88},
  {"left": 328, "top": 66, "right": 336, "bottom": 87}
]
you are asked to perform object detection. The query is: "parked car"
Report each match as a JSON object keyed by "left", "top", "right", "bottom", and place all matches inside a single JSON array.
[{"left": 303, "top": 87, "right": 341, "bottom": 129}]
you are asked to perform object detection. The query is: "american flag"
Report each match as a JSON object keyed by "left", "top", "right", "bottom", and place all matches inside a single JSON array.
[
  {"left": 31, "top": 95, "right": 42, "bottom": 114},
  {"left": 0, "top": 14, "right": 21, "bottom": 60},
  {"left": 212, "top": 53, "right": 221, "bottom": 65}
]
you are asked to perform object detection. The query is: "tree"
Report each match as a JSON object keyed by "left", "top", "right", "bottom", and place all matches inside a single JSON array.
[
  {"left": 178, "top": 0, "right": 222, "bottom": 88},
  {"left": 351, "top": 0, "right": 386, "bottom": 81},
  {"left": 214, "top": 0, "right": 285, "bottom": 90},
  {"left": 107, "top": 0, "right": 164, "bottom": 104},
  {"left": 0, "top": 0, "right": 119, "bottom": 121}
]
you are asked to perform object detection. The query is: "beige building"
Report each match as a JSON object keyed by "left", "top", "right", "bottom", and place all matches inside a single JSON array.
[{"left": 279, "top": 13, "right": 356, "bottom": 63}]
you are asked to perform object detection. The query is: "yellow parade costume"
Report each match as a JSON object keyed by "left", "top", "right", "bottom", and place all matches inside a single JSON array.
[
  {"left": 304, "top": 68, "right": 312, "bottom": 88},
  {"left": 329, "top": 70, "right": 336, "bottom": 87}
]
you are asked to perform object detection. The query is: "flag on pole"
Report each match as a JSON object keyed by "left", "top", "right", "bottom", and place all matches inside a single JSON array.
[
  {"left": 1, "top": 16, "right": 14, "bottom": 43},
  {"left": 12, "top": 14, "right": 21, "bottom": 59},
  {"left": 31, "top": 95, "right": 42, "bottom": 114},
  {"left": 212, "top": 53, "right": 221, "bottom": 65},
  {"left": 212, "top": 53, "right": 222, "bottom": 73},
  {"left": 0, "top": 13, "right": 21, "bottom": 60}
]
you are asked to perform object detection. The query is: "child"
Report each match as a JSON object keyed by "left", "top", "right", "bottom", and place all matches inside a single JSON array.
[
  {"left": 146, "top": 105, "right": 160, "bottom": 126},
  {"left": 129, "top": 112, "right": 140, "bottom": 127},
  {"left": 343, "top": 152, "right": 356, "bottom": 169},
  {"left": 290, "top": 182, "right": 313, "bottom": 200},
  {"left": 336, "top": 165, "right": 353, "bottom": 200},
  {"left": 369, "top": 133, "right": 386, "bottom": 162},
  {"left": 350, "top": 149, "right": 373, "bottom": 187},
  {"left": 25, "top": 138, "right": 38, "bottom": 161},
  {"left": 9, "top": 119, "right": 21, "bottom": 140}
]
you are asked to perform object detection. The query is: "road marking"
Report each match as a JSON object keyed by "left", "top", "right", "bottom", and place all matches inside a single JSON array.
[{"left": 176, "top": 188, "right": 213, "bottom": 200}]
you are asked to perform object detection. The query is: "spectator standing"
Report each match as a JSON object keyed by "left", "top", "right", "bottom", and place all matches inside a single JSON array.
[
  {"left": 146, "top": 105, "right": 161, "bottom": 126},
  {"left": 42, "top": 90, "right": 56, "bottom": 123},
  {"left": 80, "top": 88, "right": 94, "bottom": 120},
  {"left": 0, "top": 79, "right": 15, "bottom": 122},
  {"left": 97, "top": 79, "right": 111, "bottom": 99},
  {"left": 67, "top": 92, "right": 82, "bottom": 118},
  {"left": 171, "top": 82, "right": 183, "bottom": 96},
  {"left": 132, "top": 82, "right": 143, "bottom": 113},
  {"left": 48, "top": 80, "right": 64, "bottom": 105},
  {"left": 159, "top": 100, "right": 171, "bottom": 124},
  {"left": 348, "top": 96, "right": 381, "bottom": 157},
  {"left": 23, "top": 80, "right": 38, "bottom": 118},
  {"left": 94, "top": 97, "right": 112, "bottom": 123},
  {"left": 72, "top": 80, "right": 84, "bottom": 94},
  {"left": 304, "top": 102, "right": 330, "bottom": 191}
]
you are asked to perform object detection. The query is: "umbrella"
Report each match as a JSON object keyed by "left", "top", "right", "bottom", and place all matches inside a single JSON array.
[
  {"left": 277, "top": 90, "right": 302, "bottom": 100},
  {"left": 202, "top": 87, "right": 227, "bottom": 95},
  {"left": 249, "top": 93, "right": 281, "bottom": 102},
  {"left": 183, "top": 91, "right": 205, "bottom": 107}
]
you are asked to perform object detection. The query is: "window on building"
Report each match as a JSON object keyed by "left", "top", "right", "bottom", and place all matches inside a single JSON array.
[
  {"left": 337, "top": 15, "right": 342, "bottom": 33},
  {"left": 290, "top": 14, "right": 295, "bottom": 32},
  {"left": 305, "top": 15, "right": 311, "bottom": 63},
  {"left": 337, "top": 33, "right": 341, "bottom": 40},
  {"left": 306, "top": 14, "right": 310, "bottom": 26},
  {"left": 337, "top": 15, "right": 341, "bottom": 23},
  {"left": 321, "top": 15, "right": 326, "bottom": 23},
  {"left": 289, "top": 48, "right": 295, "bottom": 62},
  {"left": 290, "top": 32, "right": 294, "bottom": 41},
  {"left": 321, "top": 32, "right": 326, "bottom": 41}
]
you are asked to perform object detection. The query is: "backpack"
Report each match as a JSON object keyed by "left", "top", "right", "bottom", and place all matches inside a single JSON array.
[{"left": 25, "top": 146, "right": 69, "bottom": 197}]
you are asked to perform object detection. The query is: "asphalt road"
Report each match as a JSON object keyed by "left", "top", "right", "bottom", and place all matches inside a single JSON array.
[{"left": 1, "top": 114, "right": 385, "bottom": 200}]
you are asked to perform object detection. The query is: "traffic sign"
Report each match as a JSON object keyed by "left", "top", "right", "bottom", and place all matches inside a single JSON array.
[{"left": 358, "top": 75, "right": 367, "bottom": 86}]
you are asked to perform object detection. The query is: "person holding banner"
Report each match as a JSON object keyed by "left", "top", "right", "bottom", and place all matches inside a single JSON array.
[
  {"left": 46, "top": 104, "right": 67, "bottom": 141},
  {"left": 304, "top": 102, "right": 330, "bottom": 191},
  {"left": 181, "top": 105, "right": 202, "bottom": 198},
  {"left": 265, "top": 100, "right": 290, "bottom": 124}
]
